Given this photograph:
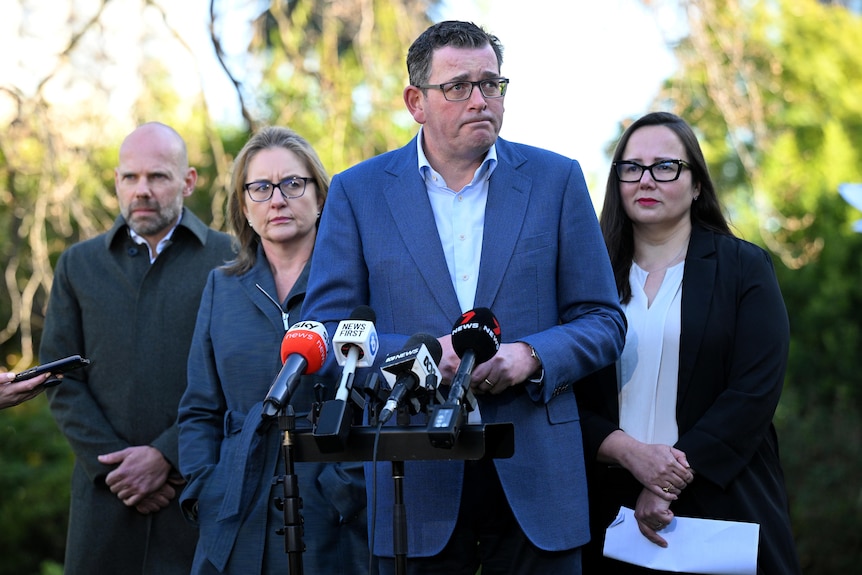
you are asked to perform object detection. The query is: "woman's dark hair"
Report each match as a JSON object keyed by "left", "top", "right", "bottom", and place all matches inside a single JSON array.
[{"left": 600, "top": 111, "right": 731, "bottom": 303}]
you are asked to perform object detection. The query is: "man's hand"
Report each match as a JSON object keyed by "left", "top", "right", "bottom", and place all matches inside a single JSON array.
[
  {"left": 435, "top": 333, "right": 458, "bottom": 384},
  {"left": 98, "top": 445, "right": 171, "bottom": 507},
  {"left": 134, "top": 481, "right": 176, "bottom": 514},
  {"left": 134, "top": 472, "right": 186, "bottom": 515},
  {"left": 470, "top": 342, "right": 537, "bottom": 395}
]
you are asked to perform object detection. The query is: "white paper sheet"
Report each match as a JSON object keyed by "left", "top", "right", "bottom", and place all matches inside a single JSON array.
[{"left": 603, "top": 506, "right": 760, "bottom": 575}]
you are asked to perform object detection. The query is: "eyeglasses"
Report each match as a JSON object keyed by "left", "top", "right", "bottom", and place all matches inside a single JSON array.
[
  {"left": 244, "top": 177, "right": 313, "bottom": 202},
  {"left": 613, "top": 159, "right": 691, "bottom": 183},
  {"left": 415, "top": 77, "right": 509, "bottom": 101}
]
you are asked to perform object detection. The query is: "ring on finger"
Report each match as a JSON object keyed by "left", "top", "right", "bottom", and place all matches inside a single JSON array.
[
  {"left": 662, "top": 484, "right": 672, "bottom": 493},
  {"left": 484, "top": 378, "right": 495, "bottom": 388}
]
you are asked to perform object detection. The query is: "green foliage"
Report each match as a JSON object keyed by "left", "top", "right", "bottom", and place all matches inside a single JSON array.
[
  {"left": 778, "top": 196, "right": 862, "bottom": 407},
  {"left": 0, "top": 397, "right": 72, "bottom": 575},
  {"left": 243, "top": 0, "right": 433, "bottom": 173},
  {"left": 778, "top": 388, "right": 862, "bottom": 571}
]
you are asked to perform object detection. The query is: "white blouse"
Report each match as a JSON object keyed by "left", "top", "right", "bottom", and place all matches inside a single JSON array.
[{"left": 618, "top": 260, "right": 684, "bottom": 445}]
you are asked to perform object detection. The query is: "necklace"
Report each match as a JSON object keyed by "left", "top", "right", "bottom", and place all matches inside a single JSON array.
[{"left": 634, "top": 236, "right": 690, "bottom": 274}]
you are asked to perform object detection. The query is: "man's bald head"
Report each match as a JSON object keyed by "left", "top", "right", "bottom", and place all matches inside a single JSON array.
[{"left": 114, "top": 123, "right": 197, "bottom": 249}]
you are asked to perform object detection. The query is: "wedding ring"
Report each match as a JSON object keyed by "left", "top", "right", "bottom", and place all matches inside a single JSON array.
[
  {"left": 484, "top": 378, "right": 495, "bottom": 388},
  {"left": 662, "top": 485, "right": 672, "bottom": 493}
]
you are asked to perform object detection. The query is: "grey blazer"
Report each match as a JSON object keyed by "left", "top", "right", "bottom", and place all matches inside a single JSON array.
[{"left": 41, "top": 208, "right": 233, "bottom": 575}]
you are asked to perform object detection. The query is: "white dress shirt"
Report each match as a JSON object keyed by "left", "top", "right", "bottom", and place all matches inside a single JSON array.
[{"left": 618, "top": 260, "right": 684, "bottom": 445}]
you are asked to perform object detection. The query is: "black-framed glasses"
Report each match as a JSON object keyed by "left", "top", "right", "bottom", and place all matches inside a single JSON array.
[
  {"left": 613, "top": 159, "right": 691, "bottom": 183},
  {"left": 415, "top": 77, "right": 509, "bottom": 101},
  {"left": 244, "top": 177, "right": 313, "bottom": 202}
]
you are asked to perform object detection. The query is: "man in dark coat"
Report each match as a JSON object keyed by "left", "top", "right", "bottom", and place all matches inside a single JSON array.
[{"left": 40, "top": 122, "right": 234, "bottom": 575}]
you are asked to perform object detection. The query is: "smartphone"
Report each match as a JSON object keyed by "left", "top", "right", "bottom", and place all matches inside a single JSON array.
[{"left": 12, "top": 354, "right": 91, "bottom": 387}]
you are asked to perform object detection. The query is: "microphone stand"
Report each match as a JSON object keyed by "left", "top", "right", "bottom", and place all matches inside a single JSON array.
[
  {"left": 291, "top": 372, "right": 514, "bottom": 575},
  {"left": 273, "top": 405, "right": 305, "bottom": 575},
  {"left": 291, "top": 422, "right": 515, "bottom": 575},
  {"left": 392, "top": 459, "right": 407, "bottom": 574}
]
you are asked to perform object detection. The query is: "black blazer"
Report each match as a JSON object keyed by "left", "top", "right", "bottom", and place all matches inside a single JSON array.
[{"left": 576, "top": 225, "right": 802, "bottom": 574}]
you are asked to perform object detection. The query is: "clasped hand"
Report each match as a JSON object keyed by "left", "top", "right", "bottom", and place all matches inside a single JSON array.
[
  {"left": 623, "top": 442, "right": 694, "bottom": 500},
  {"left": 625, "top": 443, "right": 694, "bottom": 547},
  {"left": 98, "top": 445, "right": 183, "bottom": 515},
  {"left": 635, "top": 488, "right": 675, "bottom": 547}
]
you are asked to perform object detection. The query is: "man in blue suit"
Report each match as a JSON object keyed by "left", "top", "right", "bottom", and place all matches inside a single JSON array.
[{"left": 303, "top": 20, "right": 625, "bottom": 574}]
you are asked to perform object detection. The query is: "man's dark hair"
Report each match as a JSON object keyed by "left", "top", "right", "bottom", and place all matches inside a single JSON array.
[{"left": 407, "top": 20, "right": 504, "bottom": 87}]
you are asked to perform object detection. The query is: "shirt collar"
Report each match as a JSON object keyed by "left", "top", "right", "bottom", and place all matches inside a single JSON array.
[
  {"left": 415, "top": 127, "right": 498, "bottom": 187},
  {"left": 128, "top": 210, "right": 183, "bottom": 262}
]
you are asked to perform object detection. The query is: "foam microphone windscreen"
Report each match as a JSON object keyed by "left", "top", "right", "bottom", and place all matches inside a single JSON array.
[
  {"left": 350, "top": 305, "right": 376, "bottom": 323},
  {"left": 451, "top": 307, "right": 501, "bottom": 364},
  {"left": 406, "top": 333, "right": 444, "bottom": 365},
  {"left": 280, "top": 321, "right": 329, "bottom": 373}
]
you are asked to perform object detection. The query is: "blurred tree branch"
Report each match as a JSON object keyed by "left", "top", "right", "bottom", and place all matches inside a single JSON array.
[
  {"left": 649, "top": 0, "right": 835, "bottom": 268},
  {"left": 682, "top": 0, "right": 823, "bottom": 268},
  {"left": 0, "top": 0, "right": 231, "bottom": 367},
  {"left": 208, "top": 0, "right": 256, "bottom": 133},
  {"left": 1, "top": 2, "right": 116, "bottom": 368}
]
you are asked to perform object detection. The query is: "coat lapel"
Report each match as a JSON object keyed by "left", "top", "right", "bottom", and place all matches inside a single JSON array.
[
  {"left": 379, "top": 138, "right": 530, "bottom": 315},
  {"left": 678, "top": 226, "right": 717, "bottom": 405},
  {"left": 476, "top": 147, "right": 530, "bottom": 308},
  {"left": 238, "top": 248, "right": 290, "bottom": 332},
  {"left": 382, "top": 145, "right": 461, "bottom": 316}
]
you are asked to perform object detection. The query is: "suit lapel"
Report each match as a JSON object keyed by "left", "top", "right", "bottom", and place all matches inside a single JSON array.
[
  {"left": 379, "top": 138, "right": 530, "bottom": 314},
  {"left": 477, "top": 158, "right": 531, "bottom": 308},
  {"left": 382, "top": 145, "right": 461, "bottom": 316},
  {"left": 678, "top": 226, "right": 717, "bottom": 405}
]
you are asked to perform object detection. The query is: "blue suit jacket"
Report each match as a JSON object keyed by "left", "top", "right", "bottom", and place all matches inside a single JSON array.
[{"left": 302, "top": 136, "right": 625, "bottom": 556}]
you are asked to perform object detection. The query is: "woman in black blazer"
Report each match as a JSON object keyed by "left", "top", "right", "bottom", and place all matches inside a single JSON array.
[{"left": 577, "top": 112, "right": 801, "bottom": 574}]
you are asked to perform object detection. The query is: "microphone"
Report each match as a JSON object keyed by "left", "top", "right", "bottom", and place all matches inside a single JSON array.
[
  {"left": 261, "top": 320, "right": 330, "bottom": 420},
  {"left": 378, "top": 333, "right": 443, "bottom": 425},
  {"left": 428, "top": 308, "right": 501, "bottom": 448},
  {"left": 313, "top": 306, "right": 378, "bottom": 451}
]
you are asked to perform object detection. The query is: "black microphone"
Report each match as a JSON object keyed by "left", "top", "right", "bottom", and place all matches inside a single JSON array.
[
  {"left": 428, "top": 308, "right": 501, "bottom": 448},
  {"left": 378, "top": 334, "right": 443, "bottom": 425},
  {"left": 313, "top": 306, "right": 378, "bottom": 451},
  {"left": 261, "top": 321, "right": 330, "bottom": 421}
]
